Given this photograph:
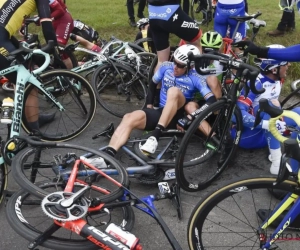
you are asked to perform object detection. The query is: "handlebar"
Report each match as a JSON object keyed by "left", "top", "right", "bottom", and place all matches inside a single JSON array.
[
  {"left": 253, "top": 99, "right": 300, "bottom": 183},
  {"left": 10, "top": 40, "right": 54, "bottom": 74},
  {"left": 188, "top": 53, "right": 264, "bottom": 95},
  {"left": 254, "top": 99, "right": 300, "bottom": 143}
]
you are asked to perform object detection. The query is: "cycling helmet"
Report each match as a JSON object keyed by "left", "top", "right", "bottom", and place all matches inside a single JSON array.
[
  {"left": 201, "top": 31, "right": 223, "bottom": 49},
  {"left": 136, "top": 18, "right": 149, "bottom": 29},
  {"left": 254, "top": 44, "right": 288, "bottom": 71},
  {"left": 173, "top": 44, "right": 201, "bottom": 65}
]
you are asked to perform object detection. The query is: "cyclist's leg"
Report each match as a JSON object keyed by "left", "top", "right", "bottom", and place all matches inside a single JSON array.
[
  {"left": 227, "top": 4, "right": 246, "bottom": 41},
  {"left": 107, "top": 108, "right": 162, "bottom": 155},
  {"left": 53, "top": 13, "right": 74, "bottom": 69},
  {"left": 213, "top": 2, "right": 229, "bottom": 37},
  {"left": 184, "top": 101, "right": 214, "bottom": 136},
  {"left": 141, "top": 88, "right": 186, "bottom": 153},
  {"left": 206, "top": 75, "right": 222, "bottom": 99}
]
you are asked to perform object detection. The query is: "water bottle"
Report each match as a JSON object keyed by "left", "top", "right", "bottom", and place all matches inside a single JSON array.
[
  {"left": 105, "top": 223, "right": 142, "bottom": 249},
  {"left": 80, "top": 156, "right": 108, "bottom": 168},
  {"left": 125, "top": 47, "right": 136, "bottom": 60},
  {"left": 1, "top": 97, "right": 14, "bottom": 124}
]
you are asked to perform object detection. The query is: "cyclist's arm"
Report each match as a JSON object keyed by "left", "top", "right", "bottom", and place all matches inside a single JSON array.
[
  {"left": 36, "top": 0, "right": 57, "bottom": 44},
  {"left": 194, "top": 74, "right": 216, "bottom": 104},
  {"left": 145, "top": 62, "right": 169, "bottom": 107},
  {"left": 49, "top": 0, "right": 65, "bottom": 20},
  {"left": 268, "top": 44, "right": 300, "bottom": 62}
]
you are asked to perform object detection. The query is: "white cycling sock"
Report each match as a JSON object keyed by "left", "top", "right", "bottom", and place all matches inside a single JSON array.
[{"left": 269, "top": 148, "right": 282, "bottom": 175}]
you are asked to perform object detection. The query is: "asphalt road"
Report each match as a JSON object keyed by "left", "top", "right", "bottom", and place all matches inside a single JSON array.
[{"left": 0, "top": 90, "right": 280, "bottom": 250}]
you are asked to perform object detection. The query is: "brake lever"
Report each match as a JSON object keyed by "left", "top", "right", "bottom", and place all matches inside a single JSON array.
[{"left": 253, "top": 108, "right": 263, "bottom": 128}]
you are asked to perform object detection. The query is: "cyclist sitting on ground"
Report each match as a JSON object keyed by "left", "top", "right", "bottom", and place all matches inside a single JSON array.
[
  {"left": 104, "top": 45, "right": 218, "bottom": 158},
  {"left": 0, "top": 0, "right": 58, "bottom": 134},
  {"left": 234, "top": 44, "right": 300, "bottom": 175},
  {"left": 135, "top": 18, "right": 156, "bottom": 53}
]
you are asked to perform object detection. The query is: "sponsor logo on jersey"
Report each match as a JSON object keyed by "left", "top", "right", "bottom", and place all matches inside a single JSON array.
[{"left": 0, "top": 0, "right": 23, "bottom": 24}]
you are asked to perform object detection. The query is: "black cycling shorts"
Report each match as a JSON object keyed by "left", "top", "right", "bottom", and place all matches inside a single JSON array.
[
  {"left": 143, "top": 106, "right": 185, "bottom": 131},
  {"left": 149, "top": 6, "right": 201, "bottom": 51}
]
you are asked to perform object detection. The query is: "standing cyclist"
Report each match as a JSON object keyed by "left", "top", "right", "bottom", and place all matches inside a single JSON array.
[{"left": 147, "top": 0, "right": 202, "bottom": 72}]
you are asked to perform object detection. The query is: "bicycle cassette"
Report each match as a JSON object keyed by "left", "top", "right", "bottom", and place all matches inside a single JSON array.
[{"left": 41, "top": 191, "right": 89, "bottom": 221}]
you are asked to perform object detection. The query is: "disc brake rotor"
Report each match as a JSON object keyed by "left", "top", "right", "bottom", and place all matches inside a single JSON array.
[{"left": 41, "top": 191, "right": 89, "bottom": 221}]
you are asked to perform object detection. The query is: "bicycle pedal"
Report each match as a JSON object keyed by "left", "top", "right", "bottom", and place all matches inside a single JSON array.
[{"left": 158, "top": 182, "right": 171, "bottom": 195}]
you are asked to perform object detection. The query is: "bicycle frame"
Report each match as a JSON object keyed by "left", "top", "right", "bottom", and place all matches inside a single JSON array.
[
  {"left": 0, "top": 49, "right": 67, "bottom": 158},
  {"left": 31, "top": 156, "right": 182, "bottom": 250},
  {"left": 55, "top": 132, "right": 184, "bottom": 179}
]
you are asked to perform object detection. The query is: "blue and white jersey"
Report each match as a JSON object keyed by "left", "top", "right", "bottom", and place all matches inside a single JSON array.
[
  {"left": 238, "top": 73, "right": 281, "bottom": 113},
  {"left": 152, "top": 62, "right": 214, "bottom": 107}
]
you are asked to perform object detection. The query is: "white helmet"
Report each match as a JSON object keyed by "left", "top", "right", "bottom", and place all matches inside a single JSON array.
[
  {"left": 173, "top": 44, "right": 201, "bottom": 65},
  {"left": 136, "top": 18, "right": 149, "bottom": 29},
  {"left": 254, "top": 44, "right": 288, "bottom": 71}
]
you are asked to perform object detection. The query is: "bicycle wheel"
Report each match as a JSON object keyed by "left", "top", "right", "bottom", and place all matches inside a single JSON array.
[
  {"left": 191, "top": 0, "right": 212, "bottom": 25},
  {"left": 137, "top": 52, "right": 156, "bottom": 82},
  {"left": 91, "top": 62, "right": 147, "bottom": 118},
  {"left": 6, "top": 182, "right": 135, "bottom": 250},
  {"left": 188, "top": 176, "right": 300, "bottom": 250},
  {"left": 281, "top": 85, "right": 300, "bottom": 110},
  {"left": 175, "top": 100, "right": 243, "bottom": 191},
  {"left": 0, "top": 161, "right": 8, "bottom": 204},
  {"left": 134, "top": 37, "right": 156, "bottom": 53},
  {"left": 12, "top": 143, "right": 129, "bottom": 202},
  {"left": 22, "top": 70, "right": 96, "bottom": 141},
  {"left": 133, "top": 131, "right": 214, "bottom": 168}
]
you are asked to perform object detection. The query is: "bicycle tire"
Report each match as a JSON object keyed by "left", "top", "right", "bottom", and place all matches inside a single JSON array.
[
  {"left": 133, "top": 131, "right": 214, "bottom": 168},
  {"left": 191, "top": 0, "right": 212, "bottom": 25},
  {"left": 0, "top": 162, "right": 8, "bottom": 204},
  {"left": 12, "top": 143, "right": 129, "bottom": 203},
  {"left": 91, "top": 62, "right": 147, "bottom": 118},
  {"left": 135, "top": 51, "right": 156, "bottom": 84},
  {"left": 281, "top": 84, "right": 300, "bottom": 110},
  {"left": 21, "top": 69, "right": 96, "bottom": 141},
  {"left": 175, "top": 100, "right": 243, "bottom": 192},
  {"left": 6, "top": 182, "right": 135, "bottom": 250},
  {"left": 188, "top": 175, "right": 300, "bottom": 250},
  {"left": 134, "top": 37, "right": 156, "bottom": 53}
]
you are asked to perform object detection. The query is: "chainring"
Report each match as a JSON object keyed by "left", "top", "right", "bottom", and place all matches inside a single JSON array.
[
  {"left": 41, "top": 191, "right": 89, "bottom": 221},
  {"left": 138, "top": 168, "right": 165, "bottom": 185}
]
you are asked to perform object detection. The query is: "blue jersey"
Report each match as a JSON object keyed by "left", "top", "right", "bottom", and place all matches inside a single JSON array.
[{"left": 152, "top": 62, "right": 214, "bottom": 107}]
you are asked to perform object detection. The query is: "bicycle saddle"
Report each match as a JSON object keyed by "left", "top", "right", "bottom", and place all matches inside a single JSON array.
[
  {"left": 249, "top": 19, "right": 266, "bottom": 28},
  {"left": 92, "top": 122, "right": 115, "bottom": 139},
  {"left": 229, "top": 15, "right": 256, "bottom": 22}
]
